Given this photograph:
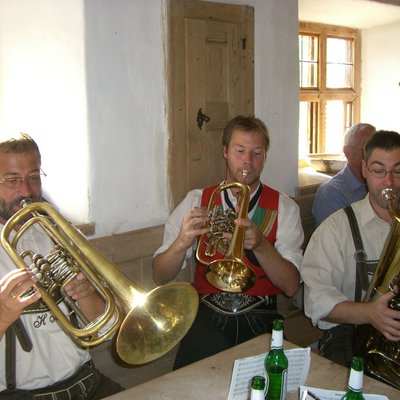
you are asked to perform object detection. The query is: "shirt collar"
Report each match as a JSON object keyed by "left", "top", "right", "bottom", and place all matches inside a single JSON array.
[{"left": 356, "top": 193, "right": 388, "bottom": 229}]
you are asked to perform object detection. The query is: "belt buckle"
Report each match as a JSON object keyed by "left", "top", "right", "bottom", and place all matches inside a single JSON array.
[{"left": 201, "top": 293, "right": 267, "bottom": 315}]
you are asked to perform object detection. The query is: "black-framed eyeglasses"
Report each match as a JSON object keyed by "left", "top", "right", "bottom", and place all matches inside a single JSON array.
[
  {"left": 0, "top": 169, "right": 47, "bottom": 189},
  {"left": 367, "top": 167, "right": 400, "bottom": 179}
]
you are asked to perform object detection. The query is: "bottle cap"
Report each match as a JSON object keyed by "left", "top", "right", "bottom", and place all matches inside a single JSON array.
[
  {"left": 251, "top": 375, "right": 265, "bottom": 390},
  {"left": 272, "top": 319, "right": 284, "bottom": 330}
]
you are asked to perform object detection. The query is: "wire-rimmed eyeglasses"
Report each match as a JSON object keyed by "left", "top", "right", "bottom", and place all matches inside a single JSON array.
[
  {"left": 367, "top": 167, "right": 400, "bottom": 179},
  {"left": 0, "top": 169, "right": 47, "bottom": 189}
]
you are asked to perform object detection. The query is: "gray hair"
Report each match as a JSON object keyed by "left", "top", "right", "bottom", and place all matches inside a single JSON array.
[
  {"left": 0, "top": 133, "right": 41, "bottom": 162},
  {"left": 344, "top": 123, "right": 376, "bottom": 147}
]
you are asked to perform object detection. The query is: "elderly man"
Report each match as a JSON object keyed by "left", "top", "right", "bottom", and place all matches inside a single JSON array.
[{"left": 312, "top": 123, "right": 376, "bottom": 226}]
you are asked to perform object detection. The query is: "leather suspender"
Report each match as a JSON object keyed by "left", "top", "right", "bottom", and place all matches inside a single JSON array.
[
  {"left": 344, "top": 205, "right": 369, "bottom": 302},
  {"left": 5, "top": 318, "right": 32, "bottom": 390}
]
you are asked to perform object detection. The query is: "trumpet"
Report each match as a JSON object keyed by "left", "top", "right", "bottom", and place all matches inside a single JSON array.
[
  {"left": 196, "top": 180, "right": 256, "bottom": 292},
  {"left": 1, "top": 199, "right": 199, "bottom": 365}
]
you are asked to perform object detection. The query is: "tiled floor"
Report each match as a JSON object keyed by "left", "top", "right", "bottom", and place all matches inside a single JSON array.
[{"left": 90, "top": 292, "right": 323, "bottom": 390}]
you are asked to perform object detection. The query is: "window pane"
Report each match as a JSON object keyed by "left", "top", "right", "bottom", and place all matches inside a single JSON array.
[
  {"left": 326, "top": 37, "right": 353, "bottom": 88},
  {"left": 324, "top": 100, "right": 345, "bottom": 153},
  {"left": 299, "top": 35, "right": 318, "bottom": 88},
  {"left": 299, "top": 101, "right": 318, "bottom": 157}
]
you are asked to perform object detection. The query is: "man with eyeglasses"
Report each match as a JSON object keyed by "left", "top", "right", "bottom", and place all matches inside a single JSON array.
[
  {"left": 312, "top": 123, "right": 376, "bottom": 227},
  {"left": 0, "top": 134, "right": 123, "bottom": 399},
  {"left": 301, "top": 130, "right": 400, "bottom": 368}
]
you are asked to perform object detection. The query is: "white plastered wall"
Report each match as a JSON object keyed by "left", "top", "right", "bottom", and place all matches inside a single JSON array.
[
  {"left": 0, "top": 0, "right": 299, "bottom": 237},
  {"left": 361, "top": 21, "right": 400, "bottom": 133}
]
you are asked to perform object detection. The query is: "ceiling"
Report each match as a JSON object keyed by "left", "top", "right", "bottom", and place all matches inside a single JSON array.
[{"left": 298, "top": 0, "right": 400, "bottom": 29}]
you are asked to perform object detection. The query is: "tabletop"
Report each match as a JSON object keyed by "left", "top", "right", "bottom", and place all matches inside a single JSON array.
[{"left": 104, "top": 333, "right": 400, "bottom": 400}]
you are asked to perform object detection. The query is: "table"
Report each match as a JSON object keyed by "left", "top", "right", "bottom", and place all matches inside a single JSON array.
[{"left": 105, "top": 333, "right": 400, "bottom": 399}]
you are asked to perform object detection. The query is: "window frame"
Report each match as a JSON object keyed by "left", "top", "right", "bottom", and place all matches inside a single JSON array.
[{"left": 299, "top": 22, "right": 361, "bottom": 155}]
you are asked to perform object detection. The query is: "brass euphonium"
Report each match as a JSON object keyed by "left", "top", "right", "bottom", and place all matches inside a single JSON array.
[
  {"left": 196, "top": 178, "right": 256, "bottom": 292},
  {"left": 1, "top": 199, "right": 199, "bottom": 365},
  {"left": 355, "top": 188, "right": 400, "bottom": 389}
]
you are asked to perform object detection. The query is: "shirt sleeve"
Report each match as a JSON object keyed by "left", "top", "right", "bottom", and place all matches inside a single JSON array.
[
  {"left": 153, "top": 189, "right": 203, "bottom": 268},
  {"left": 301, "top": 211, "right": 353, "bottom": 330},
  {"left": 275, "top": 193, "right": 304, "bottom": 270}
]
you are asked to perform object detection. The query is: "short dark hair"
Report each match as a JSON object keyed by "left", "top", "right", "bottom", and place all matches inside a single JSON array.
[
  {"left": 0, "top": 133, "right": 41, "bottom": 162},
  {"left": 222, "top": 115, "right": 270, "bottom": 152},
  {"left": 364, "top": 130, "right": 400, "bottom": 162}
]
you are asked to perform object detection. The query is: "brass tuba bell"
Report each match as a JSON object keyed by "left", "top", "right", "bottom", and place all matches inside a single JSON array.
[
  {"left": 196, "top": 181, "right": 256, "bottom": 292},
  {"left": 1, "top": 199, "right": 199, "bottom": 365},
  {"left": 355, "top": 188, "right": 400, "bottom": 389}
]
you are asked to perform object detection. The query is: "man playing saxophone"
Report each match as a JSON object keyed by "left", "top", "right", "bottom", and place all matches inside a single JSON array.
[
  {"left": 0, "top": 133, "right": 123, "bottom": 399},
  {"left": 301, "top": 130, "right": 400, "bottom": 368},
  {"left": 152, "top": 115, "right": 303, "bottom": 369}
]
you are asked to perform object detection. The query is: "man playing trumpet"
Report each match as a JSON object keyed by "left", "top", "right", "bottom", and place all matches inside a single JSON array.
[{"left": 152, "top": 115, "right": 303, "bottom": 369}]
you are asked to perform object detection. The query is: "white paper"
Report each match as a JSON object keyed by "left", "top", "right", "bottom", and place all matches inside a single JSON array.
[
  {"left": 300, "top": 385, "right": 389, "bottom": 400},
  {"left": 227, "top": 347, "right": 311, "bottom": 400}
]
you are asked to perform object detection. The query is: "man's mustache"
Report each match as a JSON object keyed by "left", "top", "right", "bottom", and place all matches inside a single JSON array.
[
  {"left": 10, "top": 196, "right": 42, "bottom": 210},
  {"left": 10, "top": 196, "right": 31, "bottom": 209}
]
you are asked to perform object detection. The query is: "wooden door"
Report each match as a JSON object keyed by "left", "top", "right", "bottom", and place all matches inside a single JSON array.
[{"left": 167, "top": 0, "right": 254, "bottom": 208}]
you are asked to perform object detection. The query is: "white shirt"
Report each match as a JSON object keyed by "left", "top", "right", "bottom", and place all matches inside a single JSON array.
[
  {"left": 0, "top": 224, "right": 90, "bottom": 391},
  {"left": 154, "top": 184, "right": 304, "bottom": 271},
  {"left": 301, "top": 195, "right": 390, "bottom": 330}
]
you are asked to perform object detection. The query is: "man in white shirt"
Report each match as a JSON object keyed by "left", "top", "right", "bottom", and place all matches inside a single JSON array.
[
  {"left": 0, "top": 133, "right": 123, "bottom": 399},
  {"left": 153, "top": 116, "right": 304, "bottom": 369},
  {"left": 301, "top": 130, "right": 400, "bottom": 367}
]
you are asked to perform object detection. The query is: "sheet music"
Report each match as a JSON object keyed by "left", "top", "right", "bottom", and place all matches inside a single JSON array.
[
  {"left": 300, "top": 385, "right": 389, "bottom": 400},
  {"left": 227, "top": 347, "right": 311, "bottom": 400}
]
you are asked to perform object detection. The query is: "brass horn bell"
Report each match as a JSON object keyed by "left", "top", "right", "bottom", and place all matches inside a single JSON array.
[
  {"left": 196, "top": 182, "right": 256, "bottom": 293},
  {"left": 1, "top": 200, "right": 199, "bottom": 365}
]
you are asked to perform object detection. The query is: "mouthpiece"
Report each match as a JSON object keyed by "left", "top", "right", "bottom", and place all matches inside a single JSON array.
[
  {"left": 242, "top": 169, "right": 248, "bottom": 178},
  {"left": 382, "top": 188, "right": 396, "bottom": 202},
  {"left": 20, "top": 198, "right": 33, "bottom": 208}
]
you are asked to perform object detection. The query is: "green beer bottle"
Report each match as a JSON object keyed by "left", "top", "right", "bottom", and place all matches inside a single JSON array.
[
  {"left": 250, "top": 375, "right": 266, "bottom": 400},
  {"left": 340, "top": 357, "right": 365, "bottom": 400},
  {"left": 264, "top": 319, "right": 288, "bottom": 400}
]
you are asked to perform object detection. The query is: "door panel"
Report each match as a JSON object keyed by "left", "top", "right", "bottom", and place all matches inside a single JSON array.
[{"left": 167, "top": 0, "right": 254, "bottom": 207}]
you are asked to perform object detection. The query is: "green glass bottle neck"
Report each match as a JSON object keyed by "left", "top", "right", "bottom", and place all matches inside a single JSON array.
[
  {"left": 347, "top": 369, "right": 363, "bottom": 393},
  {"left": 347, "top": 357, "right": 364, "bottom": 393}
]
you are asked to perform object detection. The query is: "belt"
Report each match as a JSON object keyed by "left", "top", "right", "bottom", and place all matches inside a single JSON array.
[
  {"left": 200, "top": 293, "right": 277, "bottom": 315},
  {"left": 0, "top": 361, "right": 100, "bottom": 400},
  {"left": 32, "top": 361, "right": 100, "bottom": 400}
]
